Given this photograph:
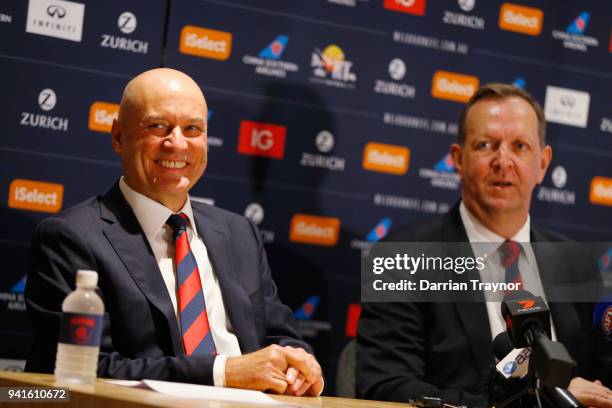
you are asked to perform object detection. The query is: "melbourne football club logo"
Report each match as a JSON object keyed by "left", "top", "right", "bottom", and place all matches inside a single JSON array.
[
  {"left": 603, "top": 306, "right": 612, "bottom": 335},
  {"left": 70, "top": 316, "right": 97, "bottom": 345}
]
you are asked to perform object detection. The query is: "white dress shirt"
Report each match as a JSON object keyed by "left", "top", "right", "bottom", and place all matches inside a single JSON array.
[
  {"left": 459, "top": 202, "right": 557, "bottom": 342},
  {"left": 119, "top": 177, "right": 241, "bottom": 386}
]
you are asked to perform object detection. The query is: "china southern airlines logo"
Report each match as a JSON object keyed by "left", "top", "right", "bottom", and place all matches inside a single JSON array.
[
  {"left": 552, "top": 11, "right": 599, "bottom": 52},
  {"left": 434, "top": 153, "right": 455, "bottom": 172},
  {"left": 419, "top": 153, "right": 460, "bottom": 190},
  {"left": 242, "top": 35, "right": 298, "bottom": 78},
  {"left": 294, "top": 295, "right": 331, "bottom": 338},
  {"left": 566, "top": 12, "right": 588, "bottom": 34},
  {"left": 294, "top": 295, "right": 320, "bottom": 320},
  {"left": 365, "top": 218, "right": 392, "bottom": 242},
  {"left": 512, "top": 77, "right": 526, "bottom": 89},
  {"left": 350, "top": 218, "right": 393, "bottom": 253},
  {"left": 11, "top": 276, "right": 26, "bottom": 294},
  {"left": 0, "top": 276, "right": 26, "bottom": 311},
  {"left": 259, "top": 35, "right": 288, "bottom": 60},
  {"left": 599, "top": 248, "right": 612, "bottom": 274}
]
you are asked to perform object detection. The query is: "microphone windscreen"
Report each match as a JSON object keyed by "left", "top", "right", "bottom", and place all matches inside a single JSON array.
[{"left": 493, "top": 332, "right": 514, "bottom": 360}]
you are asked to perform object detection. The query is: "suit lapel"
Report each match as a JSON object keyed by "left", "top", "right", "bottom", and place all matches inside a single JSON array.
[
  {"left": 193, "top": 206, "right": 258, "bottom": 352},
  {"left": 445, "top": 205, "right": 493, "bottom": 372},
  {"left": 530, "top": 228, "right": 581, "bottom": 358},
  {"left": 100, "top": 184, "right": 183, "bottom": 355}
]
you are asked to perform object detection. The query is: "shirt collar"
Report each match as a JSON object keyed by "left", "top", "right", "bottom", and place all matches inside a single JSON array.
[
  {"left": 118, "top": 177, "right": 198, "bottom": 238},
  {"left": 459, "top": 201, "right": 530, "bottom": 244}
]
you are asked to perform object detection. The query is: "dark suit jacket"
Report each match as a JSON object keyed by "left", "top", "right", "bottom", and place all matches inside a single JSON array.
[
  {"left": 356, "top": 204, "right": 611, "bottom": 406},
  {"left": 25, "top": 183, "right": 311, "bottom": 384}
]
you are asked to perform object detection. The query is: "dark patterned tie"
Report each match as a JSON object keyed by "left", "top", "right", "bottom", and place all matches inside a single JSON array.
[
  {"left": 498, "top": 240, "right": 524, "bottom": 293},
  {"left": 167, "top": 213, "right": 216, "bottom": 355}
]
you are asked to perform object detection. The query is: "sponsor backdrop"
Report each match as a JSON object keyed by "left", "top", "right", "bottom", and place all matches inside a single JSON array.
[{"left": 1, "top": 0, "right": 612, "bottom": 393}]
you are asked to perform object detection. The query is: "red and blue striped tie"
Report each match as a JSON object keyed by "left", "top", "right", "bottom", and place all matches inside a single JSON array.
[
  {"left": 167, "top": 213, "right": 216, "bottom": 355},
  {"left": 499, "top": 240, "right": 524, "bottom": 293}
]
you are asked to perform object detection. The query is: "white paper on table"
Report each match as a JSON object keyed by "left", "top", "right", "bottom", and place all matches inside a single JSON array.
[{"left": 104, "top": 379, "right": 289, "bottom": 405}]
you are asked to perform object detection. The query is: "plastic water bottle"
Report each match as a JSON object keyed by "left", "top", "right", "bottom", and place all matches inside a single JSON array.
[{"left": 54, "top": 270, "right": 104, "bottom": 384}]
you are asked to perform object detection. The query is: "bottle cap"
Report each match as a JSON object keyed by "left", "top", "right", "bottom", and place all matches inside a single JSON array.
[{"left": 76, "top": 270, "right": 98, "bottom": 288}]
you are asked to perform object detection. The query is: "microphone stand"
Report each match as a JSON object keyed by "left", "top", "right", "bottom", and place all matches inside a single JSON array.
[{"left": 492, "top": 356, "right": 544, "bottom": 408}]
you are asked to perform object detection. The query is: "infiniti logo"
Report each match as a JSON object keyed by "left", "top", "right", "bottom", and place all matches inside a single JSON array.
[
  {"left": 560, "top": 96, "right": 575, "bottom": 108},
  {"left": 38, "top": 88, "right": 57, "bottom": 111},
  {"left": 46, "top": 5, "right": 66, "bottom": 18}
]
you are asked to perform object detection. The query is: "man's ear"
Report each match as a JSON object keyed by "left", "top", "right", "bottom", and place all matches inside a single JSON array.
[
  {"left": 450, "top": 143, "right": 463, "bottom": 176},
  {"left": 537, "top": 144, "right": 553, "bottom": 184},
  {"left": 111, "top": 119, "right": 122, "bottom": 155}
]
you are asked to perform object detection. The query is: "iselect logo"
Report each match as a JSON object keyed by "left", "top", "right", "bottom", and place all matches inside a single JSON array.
[
  {"left": 179, "top": 25, "right": 232, "bottom": 60},
  {"left": 8, "top": 178, "right": 64, "bottom": 213},
  {"left": 88, "top": 102, "right": 119, "bottom": 133},
  {"left": 362, "top": 142, "right": 410, "bottom": 175},
  {"left": 289, "top": 214, "right": 340, "bottom": 246},
  {"left": 431, "top": 70, "right": 479, "bottom": 103},
  {"left": 498, "top": 3, "right": 543, "bottom": 36},
  {"left": 590, "top": 176, "right": 612, "bottom": 207}
]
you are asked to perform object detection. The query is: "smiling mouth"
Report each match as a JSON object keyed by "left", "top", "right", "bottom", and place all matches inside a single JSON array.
[
  {"left": 155, "top": 160, "right": 187, "bottom": 169},
  {"left": 491, "top": 181, "right": 513, "bottom": 187}
]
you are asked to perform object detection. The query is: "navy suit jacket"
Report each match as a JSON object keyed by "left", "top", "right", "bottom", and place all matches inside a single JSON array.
[
  {"left": 357, "top": 204, "right": 611, "bottom": 407},
  {"left": 26, "top": 182, "right": 311, "bottom": 384}
]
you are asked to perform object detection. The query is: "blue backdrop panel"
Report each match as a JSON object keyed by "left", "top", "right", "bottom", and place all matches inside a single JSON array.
[{"left": 1, "top": 0, "right": 611, "bottom": 395}]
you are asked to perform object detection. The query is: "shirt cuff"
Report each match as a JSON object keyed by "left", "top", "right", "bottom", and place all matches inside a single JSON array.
[{"left": 213, "top": 354, "right": 228, "bottom": 387}]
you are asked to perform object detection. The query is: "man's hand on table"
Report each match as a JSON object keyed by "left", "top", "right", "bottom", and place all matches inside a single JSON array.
[{"left": 224, "top": 345, "right": 323, "bottom": 396}]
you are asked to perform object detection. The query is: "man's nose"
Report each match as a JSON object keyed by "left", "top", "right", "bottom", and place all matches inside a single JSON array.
[
  {"left": 493, "top": 144, "right": 514, "bottom": 170},
  {"left": 163, "top": 126, "right": 188, "bottom": 149}
]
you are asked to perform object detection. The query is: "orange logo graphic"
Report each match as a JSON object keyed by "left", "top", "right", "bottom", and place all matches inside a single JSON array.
[
  {"left": 8, "top": 179, "right": 64, "bottom": 213},
  {"left": 362, "top": 142, "right": 410, "bottom": 175},
  {"left": 498, "top": 3, "right": 543, "bottom": 36},
  {"left": 88, "top": 102, "right": 119, "bottom": 133},
  {"left": 289, "top": 214, "right": 340, "bottom": 247},
  {"left": 179, "top": 25, "right": 232, "bottom": 60},
  {"left": 517, "top": 299, "right": 535, "bottom": 309},
  {"left": 590, "top": 176, "right": 612, "bottom": 207},
  {"left": 431, "top": 70, "right": 479, "bottom": 103}
]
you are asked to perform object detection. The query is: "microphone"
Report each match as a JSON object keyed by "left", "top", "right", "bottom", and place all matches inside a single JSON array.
[
  {"left": 491, "top": 334, "right": 584, "bottom": 408},
  {"left": 542, "top": 387, "right": 584, "bottom": 408},
  {"left": 501, "top": 290, "right": 551, "bottom": 348},
  {"left": 501, "top": 291, "right": 576, "bottom": 388},
  {"left": 493, "top": 332, "right": 530, "bottom": 379}
]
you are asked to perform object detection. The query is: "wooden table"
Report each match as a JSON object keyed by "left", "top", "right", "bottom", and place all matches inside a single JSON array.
[{"left": 0, "top": 371, "right": 412, "bottom": 408}]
